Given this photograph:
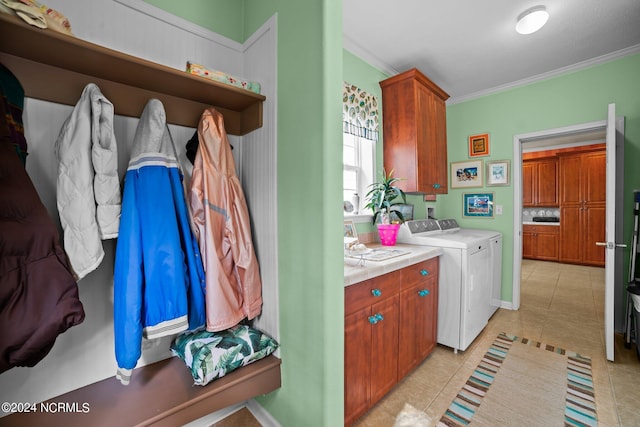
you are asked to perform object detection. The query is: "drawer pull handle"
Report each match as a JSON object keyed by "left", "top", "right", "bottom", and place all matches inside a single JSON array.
[
  {"left": 368, "top": 315, "right": 378, "bottom": 324},
  {"left": 433, "top": 183, "right": 441, "bottom": 189},
  {"left": 375, "top": 313, "right": 384, "bottom": 321},
  {"left": 418, "top": 289, "right": 430, "bottom": 297},
  {"left": 420, "top": 269, "right": 429, "bottom": 276},
  {"left": 371, "top": 289, "right": 382, "bottom": 297}
]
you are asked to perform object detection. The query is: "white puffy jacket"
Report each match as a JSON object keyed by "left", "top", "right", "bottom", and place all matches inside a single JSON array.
[{"left": 55, "top": 83, "right": 121, "bottom": 280}]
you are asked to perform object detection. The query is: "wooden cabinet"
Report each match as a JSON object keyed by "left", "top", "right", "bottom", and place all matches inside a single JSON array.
[
  {"left": 523, "top": 224, "right": 559, "bottom": 261},
  {"left": 523, "top": 157, "right": 558, "bottom": 207},
  {"left": 559, "top": 150, "right": 606, "bottom": 266},
  {"left": 398, "top": 258, "right": 438, "bottom": 379},
  {"left": 344, "top": 296, "right": 399, "bottom": 424},
  {"left": 380, "top": 68, "right": 449, "bottom": 196},
  {"left": 344, "top": 271, "right": 399, "bottom": 426},
  {"left": 344, "top": 257, "right": 439, "bottom": 426}
]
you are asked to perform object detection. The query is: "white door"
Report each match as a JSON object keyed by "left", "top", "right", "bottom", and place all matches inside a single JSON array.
[{"left": 601, "top": 103, "right": 619, "bottom": 361}]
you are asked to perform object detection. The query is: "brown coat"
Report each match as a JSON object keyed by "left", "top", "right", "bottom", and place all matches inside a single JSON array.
[{"left": 0, "top": 106, "right": 84, "bottom": 373}]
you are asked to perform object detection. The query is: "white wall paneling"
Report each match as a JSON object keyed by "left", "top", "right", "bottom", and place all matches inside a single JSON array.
[
  {"left": 0, "top": 1, "right": 279, "bottom": 413},
  {"left": 240, "top": 15, "right": 279, "bottom": 347}
]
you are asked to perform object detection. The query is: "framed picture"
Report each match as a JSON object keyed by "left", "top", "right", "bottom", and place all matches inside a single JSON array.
[
  {"left": 463, "top": 192, "right": 494, "bottom": 218},
  {"left": 486, "top": 160, "right": 510, "bottom": 186},
  {"left": 391, "top": 203, "right": 414, "bottom": 222},
  {"left": 468, "top": 133, "right": 490, "bottom": 157},
  {"left": 450, "top": 160, "right": 483, "bottom": 189},
  {"left": 343, "top": 220, "right": 357, "bottom": 239}
]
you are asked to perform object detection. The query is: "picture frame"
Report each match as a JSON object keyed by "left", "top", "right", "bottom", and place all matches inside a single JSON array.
[
  {"left": 450, "top": 160, "right": 483, "bottom": 189},
  {"left": 486, "top": 160, "right": 510, "bottom": 186},
  {"left": 342, "top": 220, "right": 359, "bottom": 250},
  {"left": 344, "top": 220, "right": 357, "bottom": 239},
  {"left": 468, "top": 133, "right": 490, "bottom": 157},
  {"left": 463, "top": 192, "right": 494, "bottom": 218},
  {"left": 391, "top": 203, "right": 414, "bottom": 222}
]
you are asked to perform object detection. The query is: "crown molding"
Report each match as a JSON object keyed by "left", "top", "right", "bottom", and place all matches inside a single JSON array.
[{"left": 448, "top": 43, "right": 640, "bottom": 104}]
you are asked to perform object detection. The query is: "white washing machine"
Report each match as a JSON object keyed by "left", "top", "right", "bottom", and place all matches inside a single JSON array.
[{"left": 397, "top": 219, "right": 502, "bottom": 352}]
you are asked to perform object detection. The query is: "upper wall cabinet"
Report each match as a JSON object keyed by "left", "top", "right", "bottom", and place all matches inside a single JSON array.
[
  {"left": 380, "top": 68, "right": 449, "bottom": 195},
  {"left": 522, "top": 157, "right": 558, "bottom": 207},
  {"left": 0, "top": 14, "right": 265, "bottom": 135}
]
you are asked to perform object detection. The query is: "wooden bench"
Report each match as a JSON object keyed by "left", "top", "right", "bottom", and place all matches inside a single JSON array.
[{"left": 1, "top": 355, "right": 281, "bottom": 427}]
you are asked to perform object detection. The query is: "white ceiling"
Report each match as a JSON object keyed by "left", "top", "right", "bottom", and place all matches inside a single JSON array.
[{"left": 343, "top": 0, "right": 640, "bottom": 104}]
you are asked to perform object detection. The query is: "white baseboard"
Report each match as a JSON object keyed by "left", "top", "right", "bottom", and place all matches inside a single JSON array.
[
  {"left": 181, "top": 402, "right": 246, "bottom": 426},
  {"left": 247, "top": 399, "right": 282, "bottom": 427}
]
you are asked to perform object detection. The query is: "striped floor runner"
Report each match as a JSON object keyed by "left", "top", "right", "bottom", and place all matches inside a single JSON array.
[{"left": 437, "top": 332, "right": 597, "bottom": 427}]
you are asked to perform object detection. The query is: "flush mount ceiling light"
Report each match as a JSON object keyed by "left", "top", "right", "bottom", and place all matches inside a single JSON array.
[{"left": 516, "top": 6, "right": 549, "bottom": 35}]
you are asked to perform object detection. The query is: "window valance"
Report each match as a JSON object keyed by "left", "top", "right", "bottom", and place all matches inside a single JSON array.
[{"left": 342, "top": 82, "right": 379, "bottom": 142}]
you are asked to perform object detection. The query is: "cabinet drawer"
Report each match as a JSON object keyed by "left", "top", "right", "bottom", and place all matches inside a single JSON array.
[
  {"left": 524, "top": 224, "right": 559, "bottom": 234},
  {"left": 345, "top": 271, "right": 400, "bottom": 315},
  {"left": 401, "top": 258, "right": 438, "bottom": 290}
]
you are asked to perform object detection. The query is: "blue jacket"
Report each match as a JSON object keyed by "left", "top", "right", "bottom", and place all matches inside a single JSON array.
[{"left": 114, "top": 99, "right": 205, "bottom": 385}]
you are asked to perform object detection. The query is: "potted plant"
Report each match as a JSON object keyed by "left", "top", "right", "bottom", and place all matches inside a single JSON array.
[{"left": 364, "top": 169, "right": 407, "bottom": 246}]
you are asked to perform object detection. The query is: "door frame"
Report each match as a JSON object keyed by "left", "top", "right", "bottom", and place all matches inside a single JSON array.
[{"left": 511, "top": 118, "right": 625, "bottom": 321}]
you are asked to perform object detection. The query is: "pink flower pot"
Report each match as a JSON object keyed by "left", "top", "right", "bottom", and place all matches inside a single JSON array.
[{"left": 377, "top": 223, "right": 400, "bottom": 246}]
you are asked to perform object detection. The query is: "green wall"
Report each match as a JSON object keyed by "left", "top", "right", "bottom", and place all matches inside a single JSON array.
[
  {"left": 440, "top": 53, "right": 640, "bottom": 304},
  {"left": 244, "top": 2, "right": 344, "bottom": 426},
  {"left": 143, "top": 0, "right": 244, "bottom": 42}
]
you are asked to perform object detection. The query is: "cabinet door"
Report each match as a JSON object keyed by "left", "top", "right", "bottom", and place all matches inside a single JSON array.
[
  {"left": 535, "top": 230, "right": 559, "bottom": 261},
  {"left": 398, "top": 285, "right": 420, "bottom": 378},
  {"left": 536, "top": 159, "right": 558, "bottom": 206},
  {"left": 416, "top": 82, "right": 447, "bottom": 194},
  {"left": 398, "top": 270, "right": 437, "bottom": 378},
  {"left": 559, "top": 155, "right": 583, "bottom": 205},
  {"left": 559, "top": 206, "right": 582, "bottom": 264},
  {"left": 415, "top": 277, "right": 438, "bottom": 360},
  {"left": 522, "top": 229, "right": 534, "bottom": 258},
  {"left": 522, "top": 162, "right": 535, "bottom": 207},
  {"left": 382, "top": 78, "right": 419, "bottom": 193},
  {"left": 583, "top": 152, "right": 606, "bottom": 204},
  {"left": 370, "top": 295, "right": 399, "bottom": 404},
  {"left": 428, "top": 93, "right": 448, "bottom": 193},
  {"left": 344, "top": 306, "right": 372, "bottom": 426},
  {"left": 583, "top": 205, "right": 606, "bottom": 266}
]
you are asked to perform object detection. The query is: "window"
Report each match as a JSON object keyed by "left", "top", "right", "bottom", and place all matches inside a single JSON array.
[
  {"left": 343, "top": 132, "right": 375, "bottom": 216},
  {"left": 342, "top": 82, "right": 379, "bottom": 219}
]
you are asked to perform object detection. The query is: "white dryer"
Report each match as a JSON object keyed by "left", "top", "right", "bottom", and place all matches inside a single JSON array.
[{"left": 397, "top": 219, "right": 502, "bottom": 352}]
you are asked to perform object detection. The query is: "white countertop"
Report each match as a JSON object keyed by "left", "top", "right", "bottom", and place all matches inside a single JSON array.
[
  {"left": 344, "top": 243, "right": 442, "bottom": 287},
  {"left": 522, "top": 221, "right": 560, "bottom": 226}
]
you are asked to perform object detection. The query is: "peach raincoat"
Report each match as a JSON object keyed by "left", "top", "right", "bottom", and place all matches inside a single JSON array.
[{"left": 189, "top": 108, "right": 262, "bottom": 331}]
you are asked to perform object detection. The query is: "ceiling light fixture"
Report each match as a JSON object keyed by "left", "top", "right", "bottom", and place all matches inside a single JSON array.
[{"left": 515, "top": 6, "right": 549, "bottom": 35}]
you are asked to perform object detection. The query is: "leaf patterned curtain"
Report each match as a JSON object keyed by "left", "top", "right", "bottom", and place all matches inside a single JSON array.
[{"left": 343, "top": 82, "right": 379, "bottom": 142}]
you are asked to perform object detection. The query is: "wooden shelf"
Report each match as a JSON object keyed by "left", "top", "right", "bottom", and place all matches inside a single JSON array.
[
  {"left": 3, "top": 355, "right": 281, "bottom": 427},
  {"left": 0, "top": 13, "right": 265, "bottom": 135}
]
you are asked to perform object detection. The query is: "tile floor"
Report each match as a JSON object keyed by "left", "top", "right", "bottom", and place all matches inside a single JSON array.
[
  {"left": 214, "top": 407, "right": 262, "bottom": 426},
  {"left": 353, "top": 260, "right": 640, "bottom": 427},
  {"left": 219, "top": 260, "right": 640, "bottom": 426}
]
